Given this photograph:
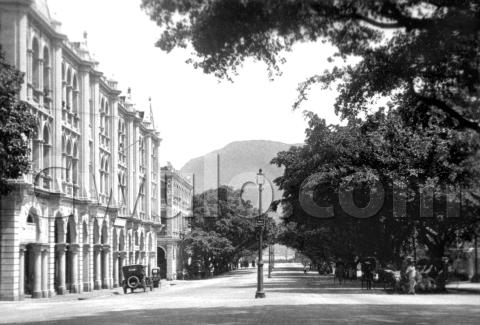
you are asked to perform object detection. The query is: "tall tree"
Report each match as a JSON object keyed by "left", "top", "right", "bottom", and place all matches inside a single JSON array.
[
  {"left": 142, "top": 0, "right": 480, "bottom": 131},
  {"left": 0, "top": 50, "right": 37, "bottom": 195},
  {"left": 272, "top": 111, "right": 480, "bottom": 269},
  {"left": 185, "top": 186, "right": 277, "bottom": 275}
]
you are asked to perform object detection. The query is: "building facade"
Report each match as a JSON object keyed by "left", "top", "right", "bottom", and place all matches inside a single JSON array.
[
  {"left": 0, "top": 0, "right": 162, "bottom": 300},
  {"left": 158, "top": 165, "right": 193, "bottom": 280}
]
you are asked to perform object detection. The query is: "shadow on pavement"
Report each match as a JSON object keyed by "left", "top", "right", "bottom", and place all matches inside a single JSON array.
[
  {"left": 6, "top": 304, "right": 480, "bottom": 325},
  {"left": 232, "top": 267, "right": 385, "bottom": 295}
]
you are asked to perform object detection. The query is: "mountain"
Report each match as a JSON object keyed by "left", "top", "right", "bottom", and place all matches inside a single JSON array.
[
  {"left": 180, "top": 140, "right": 296, "bottom": 199},
  {"left": 181, "top": 140, "right": 298, "bottom": 255}
]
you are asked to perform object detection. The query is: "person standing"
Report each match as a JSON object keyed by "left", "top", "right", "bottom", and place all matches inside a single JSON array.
[
  {"left": 363, "top": 261, "right": 373, "bottom": 290},
  {"left": 406, "top": 259, "right": 417, "bottom": 294}
]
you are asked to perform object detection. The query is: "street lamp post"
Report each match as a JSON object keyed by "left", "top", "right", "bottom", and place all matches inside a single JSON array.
[
  {"left": 268, "top": 244, "right": 273, "bottom": 278},
  {"left": 255, "top": 169, "right": 266, "bottom": 299}
]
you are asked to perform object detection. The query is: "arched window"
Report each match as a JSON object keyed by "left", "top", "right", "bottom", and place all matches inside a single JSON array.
[
  {"left": 139, "top": 177, "right": 146, "bottom": 214},
  {"left": 139, "top": 136, "right": 145, "bottom": 173},
  {"left": 118, "top": 120, "right": 126, "bottom": 163},
  {"left": 104, "top": 102, "right": 109, "bottom": 136},
  {"left": 32, "top": 38, "right": 40, "bottom": 90},
  {"left": 28, "top": 207, "right": 41, "bottom": 241},
  {"left": 66, "top": 68, "right": 72, "bottom": 110},
  {"left": 61, "top": 63, "right": 66, "bottom": 108},
  {"left": 82, "top": 221, "right": 88, "bottom": 244},
  {"left": 118, "top": 170, "right": 127, "bottom": 215},
  {"left": 43, "top": 125, "right": 50, "bottom": 175},
  {"left": 72, "top": 75, "right": 78, "bottom": 113},
  {"left": 43, "top": 47, "right": 50, "bottom": 92},
  {"left": 27, "top": 213, "right": 35, "bottom": 224},
  {"left": 73, "top": 142, "right": 78, "bottom": 158},
  {"left": 100, "top": 156, "right": 105, "bottom": 194},
  {"left": 72, "top": 143, "right": 78, "bottom": 185},
  {"left": 118, "top": 171, "right": 123, "bottom": 206},
  {"left": 61, "top": 135, "right": 66, "bottom": 180},
  {"left": 66, "top": 139, "right": 72, "bottom": 182},
  {"left": 100, "top": 98, "right": 105, "bottom": 130},
  {"left": 118, "top": 121, "right": 123, "bottom": 149},
  {"left": 104, "top": 159, "right": 109, "bottom": 194}
]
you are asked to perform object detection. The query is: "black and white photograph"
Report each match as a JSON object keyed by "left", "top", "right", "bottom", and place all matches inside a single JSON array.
[{"left": 1, "top": 0, "right": 480, "bottom": 324}]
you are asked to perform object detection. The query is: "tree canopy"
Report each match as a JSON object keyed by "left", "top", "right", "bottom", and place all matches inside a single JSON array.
[
  {"left": 0, "top": 50, "right": 37, "bottom": 195},
  {"left": 272, "top": 110, "right": 480, "bottom": 267},
  {"left": 184, "top": 186, "right": 277, "bottom": 276},
  {"left": 142, "top": 0, "right": 480, "bottom": 132}
]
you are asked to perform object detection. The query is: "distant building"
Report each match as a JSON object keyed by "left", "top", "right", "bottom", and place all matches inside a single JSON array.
[
  {"left": 0, "top": 0, "right": 162, "bottom": 300},
  {"left": 158, "top": 165, "right": 194, "bottom": 280}
]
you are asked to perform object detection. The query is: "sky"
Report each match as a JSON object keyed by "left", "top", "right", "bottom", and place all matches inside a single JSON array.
[{"left": 48, "top": 0, "right": 342, "bottom": 168}]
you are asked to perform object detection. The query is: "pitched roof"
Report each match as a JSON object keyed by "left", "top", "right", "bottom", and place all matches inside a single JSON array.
[{"left": 33, "top": 0, "right": 52, "bottom": 24}]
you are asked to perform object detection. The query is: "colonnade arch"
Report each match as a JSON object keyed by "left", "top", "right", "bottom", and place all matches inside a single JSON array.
[
  {"left": 20, "top": 207, "right": 44, "bottom": 298},
  {"left": 18, "top": 208, "right": 158, "bottom": 298}
]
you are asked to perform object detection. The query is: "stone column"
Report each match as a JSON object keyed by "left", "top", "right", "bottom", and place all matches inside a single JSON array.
[
  {"left": 148, "top": 252, "right": 155, "bottom": 275},
  {"left": 83, "top": 244, "right": 90, "bottom": 292},
  {"left": 167, "top": 244, "right": 178, "bottom": 280},
  {"left": 56, "top": 244, "right": 67, "bottom": 295},
  {"left": 119, "top": 252, "right": 126, "bottom": 284},
  {"left": 41, "top": 247, "right": 49, "bottom": 298},
  {"left": 48, "top": 216, "right": 56, "bottom": 297},
  {"left": 94, "top": 245, "right": 102, "bottom": 290},
  {"left": 88, "top": 242, "right": 94, "bottom": 291},
  {"left": 32, "top": 245, "right": 43, "bottom": 298},
  {"left": 102, "top": 246, "right": 110, "bottom": 289},
  {"left": 70, "top": 244, "right": 80, "bottom": 293},
  {"left": 112, "top": 252, "right": 119, "bottom": 288},
  {"left": 18, "top": 246, "right": 26, "bottom": 300}
]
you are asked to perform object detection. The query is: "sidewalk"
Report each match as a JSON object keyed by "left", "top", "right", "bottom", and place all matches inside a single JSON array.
[
  {"left": 6, "top": 280, "right": 187, "bottom": 304},
  {"left": 446, "top": 282, "right": 480, "bottom": 293}
]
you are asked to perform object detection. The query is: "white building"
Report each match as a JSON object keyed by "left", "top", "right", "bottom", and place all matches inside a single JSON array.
[
  {"left": 158, "top": 165, "right": 193, "bottom": 280},
  {"left": 0, "top": 0, "right": 162, "bottom": 300}
]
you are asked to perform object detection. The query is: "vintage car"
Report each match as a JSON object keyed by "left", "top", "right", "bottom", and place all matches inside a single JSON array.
[
  {"left": 121, "top": 265, "right": 153, "bottom": 293},
  {"left": 151, "top": 267, "right": 161, "bottom": 288}
]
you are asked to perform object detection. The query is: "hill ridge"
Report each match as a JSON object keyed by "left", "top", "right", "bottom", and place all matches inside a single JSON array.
[{"left": 180, "top": 140, "right": 296, "bottom": 196}]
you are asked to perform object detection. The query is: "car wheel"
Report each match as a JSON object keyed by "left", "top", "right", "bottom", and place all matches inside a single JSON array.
[{"left": 127, "top": 276, "right": 140, "bottom": 289}]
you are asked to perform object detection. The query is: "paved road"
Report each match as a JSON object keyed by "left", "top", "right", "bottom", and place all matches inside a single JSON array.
[{"left": 1, "top": 263, "right": 480, "bottom": 324}]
